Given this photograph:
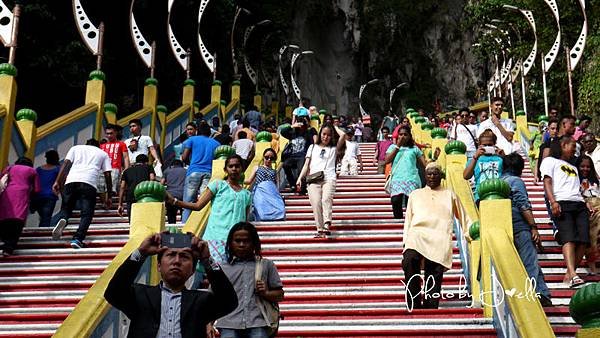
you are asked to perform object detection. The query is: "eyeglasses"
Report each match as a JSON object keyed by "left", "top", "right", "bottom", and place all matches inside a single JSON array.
[{"left": 264, "top": 156, "right": 275, "bottom": 161}]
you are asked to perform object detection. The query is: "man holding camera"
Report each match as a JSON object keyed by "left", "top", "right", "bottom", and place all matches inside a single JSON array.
[{"left": 105, "top": 232, "right": 238, "bottom": 338}]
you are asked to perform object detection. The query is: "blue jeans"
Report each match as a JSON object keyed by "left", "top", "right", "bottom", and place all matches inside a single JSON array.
[
  {"left": 31, "top": 197, "right": 58, "bottom": 227},
  {"left": 181, "top": 172, "right": 211, "bottom": 223},
  {"left": 51, "top": 182, "right": 96, "bottom": 241},
  {"left": 514, "top": 230, "right": 551, "bottom": 298},
  {"left": 219, "top": 327, "right": 269, "bottom": 338}
]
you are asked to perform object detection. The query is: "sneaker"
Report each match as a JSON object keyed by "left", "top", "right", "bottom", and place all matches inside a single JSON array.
[
  {"left": 539, "top": 294, "right": 553, "bottom": 307},
  {"left": 52, "top": 219, "right": 67, "bottom": 240},
  {"left": 70, "top": 239, "right": 84, "bottom": 249}
]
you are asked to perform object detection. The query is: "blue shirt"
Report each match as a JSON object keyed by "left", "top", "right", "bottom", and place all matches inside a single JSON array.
[
  {"left": 502, "top": 173, "right": 532, "bottom": 233},
  {"left": 183, "top": 136, "right": 220, "bottom": 175},
  {"left": 470, "top": 154, "right": 503, "bottom": 200},
  {"left": 35, "top": 166, "right": 60, "bottom": 200}
]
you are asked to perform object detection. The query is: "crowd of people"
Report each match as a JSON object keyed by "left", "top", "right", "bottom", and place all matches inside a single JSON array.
[{"left": 1, "top": 95, "right": 599, "bottom": 323}]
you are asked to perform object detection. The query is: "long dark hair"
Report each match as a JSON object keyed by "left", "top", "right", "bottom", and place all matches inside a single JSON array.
[
  {"left": 577, "top": 155, "right": 599, "bottom": 185},
  {"left": 396, "top": 126, "right": 415, "bottom": 148},
  {"left": 316, "top": 123, "right": 336, "bottom": 147},
  {"left": 225, "top": 222, "right": 262, "bottom": 263}
]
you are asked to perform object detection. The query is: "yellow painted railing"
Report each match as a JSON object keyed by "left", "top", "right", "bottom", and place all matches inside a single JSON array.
[
  {"left": 116, "top": 107, "right": 152, "bottom": 128},
  {"left": 485, "top": 228, "right": 556, "bottom": 336},
  {"left": 37, "top": 103, "right": 97, "bottom": 139}
]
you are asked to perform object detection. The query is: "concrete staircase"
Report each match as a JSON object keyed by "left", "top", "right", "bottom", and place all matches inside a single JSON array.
[{"left": 0, "top": 143, "right": 501, "bottom": 337}]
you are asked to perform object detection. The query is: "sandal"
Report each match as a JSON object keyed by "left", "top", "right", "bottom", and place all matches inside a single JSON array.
[
  {"left": 314, "top": 231, "right": 324, "bottom": 238},
  {"left": 323, "top": 223, "right": 332, "bottom": 236},
  {"left": 569, "top": 276, "right": 585, "bottom": 288}
]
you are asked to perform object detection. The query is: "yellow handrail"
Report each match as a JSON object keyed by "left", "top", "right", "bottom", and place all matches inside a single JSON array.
[
  {"left": 37, "top": 103, "right": 97, "bottom": 139},
  {"left": 0, "top": 104, "right": 6, "bottom": 117},
  {"left": 116, "top": 107, "right": 152, "bottom": 127},
  {"left": 484, "top": 227, "right": 555, "bottom": 337},
  {"left": 166, "top": 104, "right": 191, "bottom": 124}
]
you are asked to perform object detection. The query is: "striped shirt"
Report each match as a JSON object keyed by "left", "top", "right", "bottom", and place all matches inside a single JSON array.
[{"left": 158, "top": 282, "right": 182, "bottom": 338}]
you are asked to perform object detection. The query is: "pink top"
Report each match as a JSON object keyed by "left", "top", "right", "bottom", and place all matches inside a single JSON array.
[
  {"left": 376, "top": 140, "right": 393, "bottom": 161},
  {"left": 0, "top": 165, "right": 40, "bottom": 221}
]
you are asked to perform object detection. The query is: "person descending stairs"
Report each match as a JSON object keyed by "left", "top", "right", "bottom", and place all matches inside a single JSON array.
[{"left": 0, "top": 142, "right": 588, "bottom": 337}]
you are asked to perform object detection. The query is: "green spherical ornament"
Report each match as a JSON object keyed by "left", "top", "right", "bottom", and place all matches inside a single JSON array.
[
  {"left": 133, "top": 181, "right": 166, "bottom": 203},
  {"left": 88, "top": 70, "right": 106, "bottom": 81},
  {"left": 232, "top": 80, "right": 241, "bottom": 86},
  {"left": 311, "top": 115, "right": 320, "bottom": 121},
  {"left": 515, "top": 110, "right": 526, "bottom": 117},
  {"left": 240, "top": 104, "right": 246, "bottom": 109},
  {"left": 144, "top": 77, "right": 158, "bottom": 86},
  {"left": 15, "top": 108, "right": 37, "bottom": 122},
  {"left": 256, "top": 131, "right": 272, "bottom": 142},
  {"left": 220, "top": 100, "right": 227, "bottom": 106},
  {"left": 537, "top": 115, "right": 549, "bottom": 123},
  {"left": 214, "top": 145, "right": 236, "bottom": 160},
  {"left": 469, "top": 221, "right": 480, "bottom": 240},
  {"left": 431, "top": 128, "right": 448, "bottom": 139},
  {"left": 104, "top": 103, "right": 118, "bottom": 114},
  {"left": 193, "top": 101, "right": 200, "bottom": 108},
  {"left": 255, "top": 91, "right": 262, "bottom": 96},
  {"left": 319, "top": 109, "right": 327, "bottom": 115},
  {"left": 279, "top": 123, "right": 291, "bottom": 134},
  {"left": 409, "top": 112, "right": 419, "bottom": 118},
  {"left": 212, "top": 80, "right": 222, "bottom": 86},
  {"left": 570, "top": 283, "right": 600, "bottom": 328},
  {"left": 183, "top": 79, "right": 196, "bottom": 87},
  {"left": 444, "top": 140, "right": 467, "bottom": 155},
  {"left": 406, "top": 108, "right": 415, "bottom": 113},
  {"left": 421, "top": 122, "right": 434, "bottom": 130},
  {"left": 0, "top": 63, "right": 17, "bottom": 77},
  {"left": 156, "top": 105, "right": 168, "bottom": 113},
  {"left": 477, "top": 178, "right": 510, "bottom": 200},
  {"left": 414, "top": 116, "right": 426, "bottom": 124}
]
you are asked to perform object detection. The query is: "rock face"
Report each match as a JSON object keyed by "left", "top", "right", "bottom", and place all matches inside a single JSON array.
[{"left": 283, "top": 0, "right": 481, "bottom": 116}]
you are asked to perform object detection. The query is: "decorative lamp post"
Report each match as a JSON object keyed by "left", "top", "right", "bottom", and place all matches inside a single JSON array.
[
  {"left": 389, "top": 82, "right": 408, "bottom": 113},
  {"left": 502, "top": 5, "right": 538, "bottom": 118},
  {"left": 290, "top": 50, "right": 314, "bottom": 101},
  {"left": 230, "top": 6, "right": 251, "bottom": 78},
  {"left": 197, "top": 0, "right": 216, "bottom": 76},
  {"left": 359, "top": 79, "right": 380, "bottom": 119},
  {"left": 278, "top": 44, "right": 299, "bottom": 104},
  {"left": 540, "top": 0, "right": 562, "bottom": 116},
  {"left": 167, "top": 0, "right": 191, "bottom": 76},
  {"left": 242, "top": 20, "right": 272, "bottom": 91},
  {"left": 565, "top": 0, "right": 588, "bottom": 115}
]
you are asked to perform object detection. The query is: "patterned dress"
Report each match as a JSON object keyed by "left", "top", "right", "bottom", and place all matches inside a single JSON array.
[{"left": 386, "top": 145, "right": 423, "bottom": 197}]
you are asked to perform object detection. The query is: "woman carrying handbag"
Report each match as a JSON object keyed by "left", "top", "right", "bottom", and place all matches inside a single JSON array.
[{"left": 296, "top": 124, "right": 346, "bottom": 238}]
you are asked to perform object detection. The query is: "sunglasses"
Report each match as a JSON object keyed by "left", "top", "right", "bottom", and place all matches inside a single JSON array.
[{"left": 264, "top": 156, "right": 275, "bottom": 161}]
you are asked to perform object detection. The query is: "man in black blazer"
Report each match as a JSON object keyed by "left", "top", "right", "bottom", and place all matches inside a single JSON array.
[{"left": 105, "top": 233, "right": 238, "bottom": 338}]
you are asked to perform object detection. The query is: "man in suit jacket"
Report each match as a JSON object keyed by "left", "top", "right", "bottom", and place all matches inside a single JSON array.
[{"left": 105, "top": 233, "right": 238, "bottom": 338}]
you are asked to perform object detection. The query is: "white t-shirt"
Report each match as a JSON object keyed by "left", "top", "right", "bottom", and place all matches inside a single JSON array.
[
  {"left": 451, "top": 123, "right": 478, "bottom": 152},
  {"left": 343, "top": 140, "right": 361, "bottom": 160},
  {"left": 232, "top": 139, "right": 254, "bottom": 159},
  {"left": 353, "top": 122, "right": 364, "bottom": 136},
  {"left": 125, "top": 135, "right": 154, "bottom": 163},
  {"left": 306, "top": 144, "right": 337, "bottom": 181},
  {"left": 540, "top": 156, "right": 584, "bottom": 202},
  {"left": 65, "top": 145, "right": 111, "bottom": 190},
  {"left": 477, "top": 118, "right": 514, "bottom": 154}
]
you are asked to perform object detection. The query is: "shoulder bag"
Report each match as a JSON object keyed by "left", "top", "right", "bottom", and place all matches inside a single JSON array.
[
  {"left": 255, "top": 258, "right": 281, "bottom": 338},
  {"left": 305, "top": 145, "right": 333, "bottom": 185},
  {"left": 384, "top": 147, "right": 405, "bottom": 194}
]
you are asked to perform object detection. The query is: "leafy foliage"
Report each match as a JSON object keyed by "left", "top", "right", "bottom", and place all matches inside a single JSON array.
[{"left": 464, "top": 0, "right": 600, "bottom": 118}]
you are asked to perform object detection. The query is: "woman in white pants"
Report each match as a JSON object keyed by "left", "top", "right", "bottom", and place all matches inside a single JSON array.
[{"left": 297, "top": 124, "right": 346, "bottom": 238}]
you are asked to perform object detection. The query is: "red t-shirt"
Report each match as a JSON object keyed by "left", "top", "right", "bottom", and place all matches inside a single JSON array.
[{"left": 101, "top": 141, "right": 128, "bottom": 169}]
